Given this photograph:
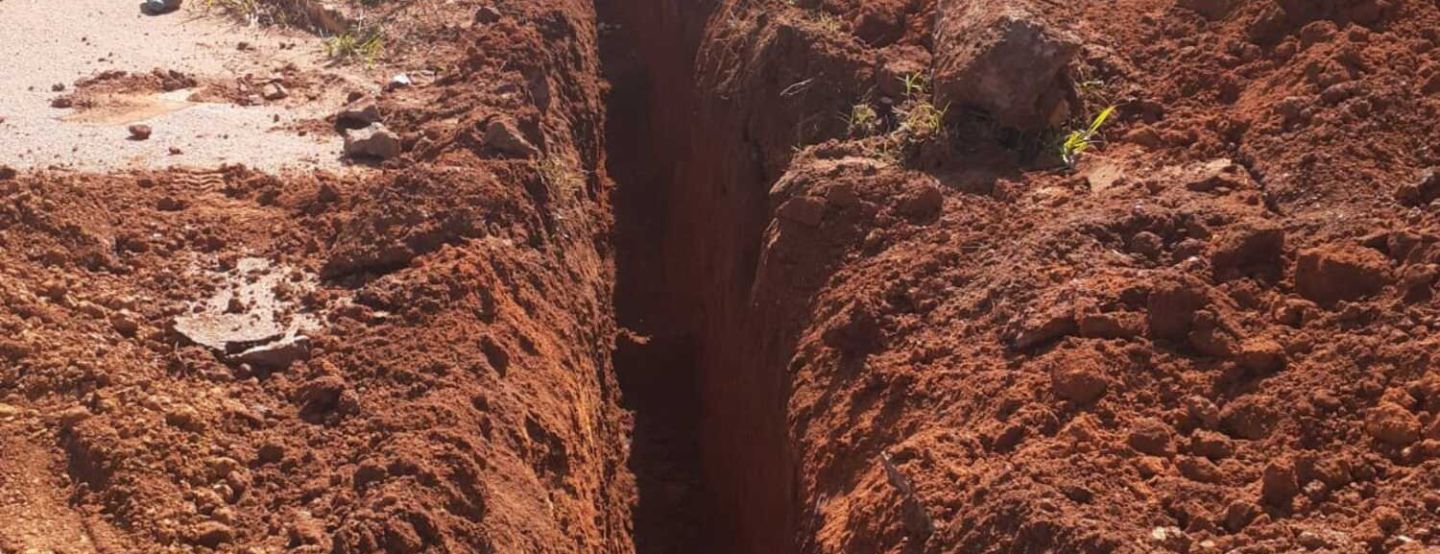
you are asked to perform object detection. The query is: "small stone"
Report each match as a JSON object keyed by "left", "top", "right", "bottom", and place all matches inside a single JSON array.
[
  {"left": 261, "top": 82, "right": 287, "bottom": 100},
  {"left": 343, "top": 124, "right": 402, "bottom": 160},
  {"left": 385, "top": 73, "right": 412, "bottom": 91},
  {"left": 51, "top": 97, "right": 73, "bottom": 108},
  {"left": 51, "top": 83, "right": 66, "bottom": 92},
  {"left": 1150, "top": 526, "right": 1192, "bottom": 553},
  {"left": 482, "top": 118, "right": 540, "bottom": 159},
  {"left": 128, "top": 124, "right": 152, "bottom": 140}
]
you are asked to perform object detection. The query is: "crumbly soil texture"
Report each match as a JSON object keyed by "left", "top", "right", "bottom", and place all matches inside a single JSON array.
[{"left": 5, "top": 0, "right": 1440, "bottom": 553}]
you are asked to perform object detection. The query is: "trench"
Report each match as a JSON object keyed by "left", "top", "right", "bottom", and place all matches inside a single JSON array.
[{"left": 597, "top": 1, "right": 797, "bottom": 553}]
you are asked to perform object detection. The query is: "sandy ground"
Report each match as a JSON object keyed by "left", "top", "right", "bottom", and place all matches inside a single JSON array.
[{"left": 0, "top": 0, "right": 361, "bottom": 172}]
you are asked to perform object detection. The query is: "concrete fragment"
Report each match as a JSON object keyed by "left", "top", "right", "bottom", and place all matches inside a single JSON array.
[{"left": 232, "top": 335, "right": 311, "bottom": 369}]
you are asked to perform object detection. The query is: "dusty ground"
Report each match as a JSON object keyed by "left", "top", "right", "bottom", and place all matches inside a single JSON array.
[
  {"left": 0, "top": 0, "right": 366, "bottom": 171},
  {"left": 6, "top": 0, "right": 1440, "bottom": 553}
]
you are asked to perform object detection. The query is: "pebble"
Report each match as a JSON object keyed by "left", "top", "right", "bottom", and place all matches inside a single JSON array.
[{"left": 128, "top": 124, "right": 152, "bottom": 140}]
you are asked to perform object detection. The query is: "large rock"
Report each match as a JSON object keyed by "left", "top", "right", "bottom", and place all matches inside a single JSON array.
[
  {"left": 932, "top": 0, "right": 1078, "bottom": 129},
  {"left": 343, "top": 124, "right": 402, "bottom": 160}
]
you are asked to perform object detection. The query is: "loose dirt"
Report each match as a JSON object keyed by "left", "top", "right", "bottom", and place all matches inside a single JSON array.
[
  {"left": 5, "top": 0, "right": 1440, "bottom": 553},
  {"left": 0, "top": 0, "right": 363, "bottom": 172}
]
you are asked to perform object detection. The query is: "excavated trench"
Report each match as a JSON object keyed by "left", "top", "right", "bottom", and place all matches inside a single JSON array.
[{"left": 599, "top": 1, "right": 796, "bottom": 552}]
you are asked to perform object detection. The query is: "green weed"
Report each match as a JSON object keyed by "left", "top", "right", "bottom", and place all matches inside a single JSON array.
[
  {"left": 1059, "top": 105, "right": 1116, "bottom": 167},
  {"left": 326, "top": 30, "right": 385, "bottom": 64}
]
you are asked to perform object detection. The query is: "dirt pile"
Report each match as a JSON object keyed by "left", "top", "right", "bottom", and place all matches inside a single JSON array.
[
  {"left": 6, "top": 0, "right": 1440, "bottom": 552},
  {"left": 1, "top": 1, "right": 631, "bottom": 552}
]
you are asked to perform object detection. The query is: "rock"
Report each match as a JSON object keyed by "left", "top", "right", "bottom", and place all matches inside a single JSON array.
[
  {"left": 343, "top": 124, "right": 402, "bottom": 160},
  {"left": 1295, "top": 245, "right": 1392, "bottom": 304},
  {"left": 1237, "top": 338, "right": 1286, "bottom": 373},
  {"left": 473, "top": 6, "right": 502, "bottom": 24},
  {"left": 385, "top": 73, "right": 412, "bottom": 91},
  {"left": 932, "top": 0, "right": 1078, "bottom": 129},
  {"left": 52, "top": 406, "right": 92, "bottom": 428},
  {"left": 335, "top": 99, "right": 382, "bottom": 129},
  {"left": 1181, "top": 159, "right": 1254, "bottom": 192},
  {"left": 188, "top": 521, "right": 235, "bottom": 548},
  {"left": 1366, "top": 402, "right": 1421, "bottom": 446},
  {"left": 1127, "top": 418, "right": 1177, "bottom": 456},
  {"left": 1395, "top": 168, "right": 1440, "bottom": 207},
  {"left": 1051, "top": 363, "right": 1108, "bottom": 404},
  {"left": 482, "top": 118, "right": 540, "bottom": 159},
  {"left": 128, "top": 124, "right": 152, "bottom": 140},
  {"left": 231, "top": 335, "right": 310, "bottom": 369},
  {"left": 0, "top": 165, "right": 13, "bottom": 181},
  {"left": 261, "top": 82, "right": 287, "bottom": 100},
  {"left": 51, "top": 97, "right": 73, "bottom": 109},
  {"left": 1260, "top": 459, "right": 1299, "bottom": 507},
  {"left": 1150, "top": 526, "right": 1192, "bottom": 553}
]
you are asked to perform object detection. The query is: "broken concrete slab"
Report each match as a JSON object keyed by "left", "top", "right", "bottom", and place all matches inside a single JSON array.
[{"left": 232, "top": 335, "right": 311, "bottom": 369}]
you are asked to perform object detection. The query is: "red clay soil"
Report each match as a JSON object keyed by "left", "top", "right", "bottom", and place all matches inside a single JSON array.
[
  {"left": 1, "top": 1, "right": 632, "bottom": 552},
  {"left": 7, "top": 0, "right": 1440, "bottom": 553},
  {"left": 607, "top": 0, "right": 1440, "bottom": 552}
]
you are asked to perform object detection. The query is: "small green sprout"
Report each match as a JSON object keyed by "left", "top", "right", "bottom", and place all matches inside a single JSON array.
[{"left": 1060, "top": 105, "right": 1117, "bottom": 167}]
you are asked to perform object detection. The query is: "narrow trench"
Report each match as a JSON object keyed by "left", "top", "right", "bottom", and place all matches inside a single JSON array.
[
  {"left": 597, "top": 1, "right": 793, "bottom": 553},
  {"left": 599, "top": 0, "right": 707, "bottom": 550}
]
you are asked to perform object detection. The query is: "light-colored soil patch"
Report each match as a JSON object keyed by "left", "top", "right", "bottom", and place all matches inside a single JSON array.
[{"left": 0, "top": 0, "right": 371, "bottom": 172}]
